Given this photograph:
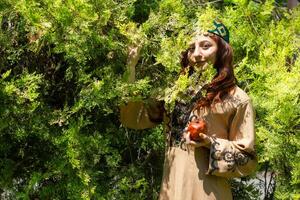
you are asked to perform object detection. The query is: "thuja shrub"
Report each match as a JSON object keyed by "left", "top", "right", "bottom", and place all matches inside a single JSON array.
[{"left": 0, "top": 0, "right": 299, "bottom": 199}]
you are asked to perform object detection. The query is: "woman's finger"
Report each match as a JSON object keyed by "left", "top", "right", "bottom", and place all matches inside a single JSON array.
[
  {"left": 189, "top": 140, "right": 203, "bottom": 147},
  {"left": 198, "top": 133, "right": 211, "bottom": 146},
  {"left": 198, "top": 133, "right": 207, "bottom": 140},
  {"left": 185, "top": 132, "right": 191, "bottom": 144}
]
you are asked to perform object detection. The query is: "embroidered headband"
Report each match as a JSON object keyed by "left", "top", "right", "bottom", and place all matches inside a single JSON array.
[{"left": 207, "top": 20, "right": 230, "bottom": 43}]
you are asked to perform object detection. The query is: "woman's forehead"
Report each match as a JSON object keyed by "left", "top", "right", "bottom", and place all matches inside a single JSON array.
[{"left": 189, "top": 34, "right": 215, "bottom": 45}]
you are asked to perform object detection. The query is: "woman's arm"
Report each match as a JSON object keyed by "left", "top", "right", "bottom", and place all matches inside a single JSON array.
[
  {"left": 120, "top": 45, "right": 164, "bottom": 129},
  {"left": 120, "top": 99, "right": 164, "bottom": 130},
  {"left": 185, "top": 99, "right": 257, "bottom": 177},
  {"left": 206, "top": 100, "right": 257, "bottom": 178},
  {"left": 126, "top": 45, "right": 141, "bottom": 83}
]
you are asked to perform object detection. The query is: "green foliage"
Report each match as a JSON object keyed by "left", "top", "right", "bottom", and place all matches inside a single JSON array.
[{"left": 0, "top": 0, "right": 299, "bottom": 199}]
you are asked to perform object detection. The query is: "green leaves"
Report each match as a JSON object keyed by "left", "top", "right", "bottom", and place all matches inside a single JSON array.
[{"left": 0, "top": 0, "right": 299, "bottom": 199}]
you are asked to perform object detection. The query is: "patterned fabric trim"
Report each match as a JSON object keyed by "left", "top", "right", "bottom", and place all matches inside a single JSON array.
[
  {"left": 208, "top": 137, "right": 255, "bottom": 175},
  {"left": 208, "top": 137, "right": 221, "bottom": 174},
  {"left": 166, "top": 92, "right": 204, "bottom": 148}
]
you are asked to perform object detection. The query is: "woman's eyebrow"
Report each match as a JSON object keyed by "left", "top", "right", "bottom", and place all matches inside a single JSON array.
[{"left": 199, "top": 40, "right": 212, "bottom": 44}]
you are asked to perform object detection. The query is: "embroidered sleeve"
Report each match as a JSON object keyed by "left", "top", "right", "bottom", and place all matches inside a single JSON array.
[{"left": 207, "top": 100, "right": 257, "bottom": 178}]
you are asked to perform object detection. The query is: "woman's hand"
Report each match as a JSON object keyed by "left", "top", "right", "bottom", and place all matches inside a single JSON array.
[
  {"left": 183, "top": 131, "right": 211, "bottom": 148},
  {"left": 127, "top": 44, "right": 142, "bottom": 68},
  {"left": 127, "top": 44, "right": 142, "bottom": 83}
]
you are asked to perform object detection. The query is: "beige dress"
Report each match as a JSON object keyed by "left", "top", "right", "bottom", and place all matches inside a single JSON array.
[{"left": 120, "top": 86, "right": 257, "bottom": 200}]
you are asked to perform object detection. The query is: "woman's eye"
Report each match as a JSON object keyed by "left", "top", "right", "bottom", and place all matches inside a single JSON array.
[
  {"left": 203, "top": 44, "right": 210, "bottom": 49},
  {"left": 201, "top": 42, "right": 211, "bottom": 49}
]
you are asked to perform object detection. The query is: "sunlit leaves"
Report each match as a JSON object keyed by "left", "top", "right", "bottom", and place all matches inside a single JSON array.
[{"left": 0, "top": 0, "right": 299, "bottom": 199}]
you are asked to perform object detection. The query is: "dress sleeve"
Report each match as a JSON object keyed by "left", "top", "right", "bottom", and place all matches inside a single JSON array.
[
  {"left": 206, "top": 100, "right": 258, "bottom": 178},
  {"left": 120, "top": 99, "right": 164, "bottom": 130}
]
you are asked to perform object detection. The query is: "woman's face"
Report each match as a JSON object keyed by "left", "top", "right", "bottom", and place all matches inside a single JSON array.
[{"left": 187, "top": 35, "right": 218, "bottom": 69}]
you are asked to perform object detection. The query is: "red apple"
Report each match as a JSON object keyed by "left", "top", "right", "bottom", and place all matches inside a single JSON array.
[{"left": 187, "top": 119, "right": 207, "bottom": 141}]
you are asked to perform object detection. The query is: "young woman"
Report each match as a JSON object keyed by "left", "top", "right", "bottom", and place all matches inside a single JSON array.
[{"left": 120, "top": 21, "right": 257, "bottom": 200}]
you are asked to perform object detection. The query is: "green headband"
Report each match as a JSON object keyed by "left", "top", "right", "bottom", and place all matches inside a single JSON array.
[{"left": 207, "top": 20, "right": 230, "bottom": 43}]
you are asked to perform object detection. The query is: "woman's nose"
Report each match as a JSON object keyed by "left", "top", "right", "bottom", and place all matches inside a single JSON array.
[{"left": 193, "top": 48, "right": 202, "bottom": 62}]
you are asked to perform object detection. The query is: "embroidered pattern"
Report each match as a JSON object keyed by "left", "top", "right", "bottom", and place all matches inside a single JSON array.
[
  {"left": 165, "top": 71, "right": 205, "bottom": 147},
  {"left": 208, "top": 137, "right": 221, "bottom": 174},
  {"left": 208, "top": 137, "right": 254, "bottom": 174},
  {"left": 224, "top": 95, "right": 242, "bottom": 106},
  {"left": 167, "top": 90, "right": 202, "bottom": 147}
]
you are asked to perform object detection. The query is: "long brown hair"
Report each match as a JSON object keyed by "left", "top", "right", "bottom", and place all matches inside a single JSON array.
[{"left": 180, "top": 34, "right": 236, "bottom": 108}]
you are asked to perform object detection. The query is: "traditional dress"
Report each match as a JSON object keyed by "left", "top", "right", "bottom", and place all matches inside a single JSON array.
[
  {"left": 159, "top": 86, "right": 257, "bottom": 200},
  {"left": 120, "top": 85, "right": 257, "bottom": 200}
]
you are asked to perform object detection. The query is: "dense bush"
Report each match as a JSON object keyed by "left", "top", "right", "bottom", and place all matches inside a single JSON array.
[{"left": 0, "top": 0, "right": 299, "bottom": 199}]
